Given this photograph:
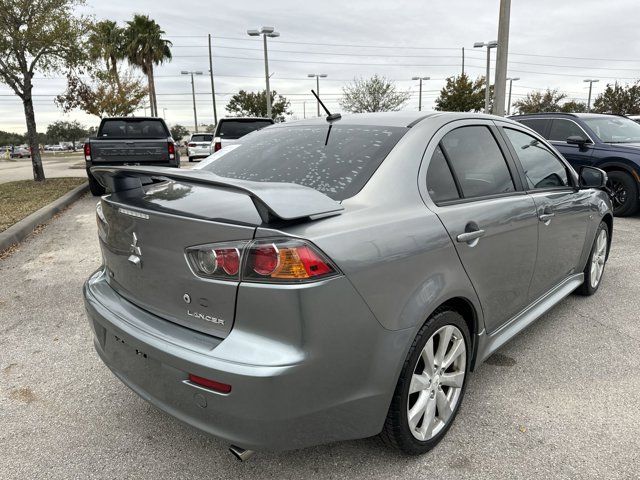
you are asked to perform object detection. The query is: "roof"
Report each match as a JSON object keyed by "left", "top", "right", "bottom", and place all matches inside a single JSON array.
[
  {"left": 272, "top": 111, "right": 514, "bottom": 128},
  {"left": 510, "top": 112, "right": 626, "bottom": 119}
]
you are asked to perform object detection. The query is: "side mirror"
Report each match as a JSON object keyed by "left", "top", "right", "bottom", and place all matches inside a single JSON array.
[
  {"left": 579, "top": 166, "right": 607, "bottom": 189},
  {"left": 566, "top": 135, "right": 590, "bottom": 147}
]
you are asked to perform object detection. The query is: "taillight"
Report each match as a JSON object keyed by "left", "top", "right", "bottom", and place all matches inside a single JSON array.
[
  {"left": 185, "top": 238, "right": 339, "bottom": 283},
  {"left": 168, "top": 142, "right": 175, "bottom": 160},
  {"left": 188, "top": 142, "right": 196, "bottom": 147},
  {"left": 84, "top": 142, "right": 91, "bottom": 161},
  {"left": 213, "top": 139, "right": 222, "bottom": 152}
]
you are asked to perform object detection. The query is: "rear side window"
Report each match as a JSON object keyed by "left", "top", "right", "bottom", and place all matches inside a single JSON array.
[
  {"left": 191, "top": 134, "right": 213, "bottom": 142},
  {"left": 518, "top": 119, "right": 549, "bottom": 137},
  {"left": 427, "top": 146, "right": 460, "bottom": 203},
  {"left": 99, "top": 119, "right": 168, "bottom": 139},
  {"left": 203, "top": 125, "right": 406, "bottom": 200},
  {"left": 503, "top": 128, "right": 569, "bottom": 189},
  {"left": 440, "top": 126, "right": 515, "bottom": 198},
  {"left": 217, "top": 120, "right": 274, "bottom": 139},
  {"left": 548, "top": 119, "right": 586, "bottom": 142}
]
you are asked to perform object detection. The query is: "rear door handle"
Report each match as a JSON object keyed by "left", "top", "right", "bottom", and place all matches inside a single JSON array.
[
  {"left": 456, "top": 229, "right": 486, "bottom": 243},
  {"left": 538, "top": 213, "right": 555, "bottom": 222}
]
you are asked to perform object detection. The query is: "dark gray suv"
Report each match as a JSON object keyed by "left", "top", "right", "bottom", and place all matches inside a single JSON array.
[
  {"left": 511, "top": 113, "right": 640, "bottom": 216},
  {"left": 84, "top": 112, "right": 612, "bottom": 458}
]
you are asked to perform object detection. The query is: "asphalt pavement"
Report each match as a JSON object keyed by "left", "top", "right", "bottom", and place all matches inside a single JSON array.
[{"left": 0, "top": 196, "right": 639, "bottom": 479}]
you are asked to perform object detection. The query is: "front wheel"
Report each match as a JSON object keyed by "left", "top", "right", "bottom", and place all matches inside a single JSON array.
[
  {"left": 380, "top": 309, "right": 470, "bottom": 454},
  {"left": 607, "top": 171, "right": 639, "bottom": 217},
  {"left": 576, "top": 221, "right": 609, "bottom": 296}
]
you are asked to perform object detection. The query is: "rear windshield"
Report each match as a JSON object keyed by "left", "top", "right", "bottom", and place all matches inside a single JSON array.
[
  {"left": 99, "top": 119, "right": 168, "bottom": 139},
  {"left": 202, "top": 125, "right": 406, "bottom": 200},
  {"left": 217, "top": 120, "right": 274, "bottom": 139},
  {"left": 191, "top": 134, "right": 213, "bottom": 142}
]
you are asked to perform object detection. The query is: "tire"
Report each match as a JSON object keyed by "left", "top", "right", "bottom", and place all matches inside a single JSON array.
[
  {"left": 380, "top": 309, "right": 471, "bottom": 455},
  {"left": 607, "top": 171, "right": 639, "bottom": 217},
  {"left": 87, "top": 172, "right": 105, "bottom": 196},
  {"left": 575, "top": 221, "right": 609, "bottom": 296}
]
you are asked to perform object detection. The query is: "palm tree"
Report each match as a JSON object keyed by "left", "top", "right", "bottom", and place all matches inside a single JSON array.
[
  {"left": 88, "top": 20, "right": 126, "bottom": 92},
  {"left": 125, "top": 15, "right": 172, "bottom": 117}
]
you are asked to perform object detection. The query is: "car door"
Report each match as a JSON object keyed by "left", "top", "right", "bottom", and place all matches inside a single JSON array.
[
  {"left": 421, "top": 120, "right": 539, "bottom": 334},
  {"left": 547, "top": 118, "right": 595, "bottom": 169},
  {"left": 499, "top": 124, "right": 592, "bottom": 300}
]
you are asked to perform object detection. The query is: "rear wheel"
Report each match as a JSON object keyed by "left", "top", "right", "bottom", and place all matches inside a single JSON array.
[
  {"left": 607, "top": 170, "right": 639, "bottom": 217},
  {"left": 87, "top": 172, "right": 105, "bottom": 196},
  {"left": 380, "top": 309, "right": 470, "bottom": 454},
  {"left": 576, "top": 221, "right": 609, "bottom": 296}
]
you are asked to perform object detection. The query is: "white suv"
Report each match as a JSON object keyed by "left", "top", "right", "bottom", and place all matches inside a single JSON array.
[{"left": 187, "top": 133, "right": 214, "bottom": 162}]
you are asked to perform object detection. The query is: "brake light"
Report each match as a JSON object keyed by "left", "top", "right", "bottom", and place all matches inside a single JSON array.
[
  {"left": 84, "top": 142, "right": 91, "bottom": 161},
  {"left": 185, "top": 238, "right": 339, "bottom": 283},
  {"left": 188, "top": 142, "right": 196, "bottom": 147},
  {"left": 188, "top": 374, "right": 232, "bottom": 394},
  {"left": 168, "top": 142, "right": 175, "bottom": 160},
  {"left": 213, "top": 138, "right": 222, "bottom": 152}
]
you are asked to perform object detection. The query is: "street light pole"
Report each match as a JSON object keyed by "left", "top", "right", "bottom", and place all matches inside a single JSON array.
[
  {"left": 182, "top": 70, "right": 203, "bottom": 132},
  {"left": 208, "top": 34, "right": 218, "bottom": 125},
  {"left": 308, "top": 74, "right": 328, "bottom": 116},
  {"left": 412, "top": 76, "right": 430, "bottom": 111},
  {"left": 505, "top": 77, "right": 519, "bottom": 115},
  {"left": 493, "top": 0, "right": 512, "bottom": 116},
  {"left": 474, "top": 41, "right": 498, "bottom": 114},
  {"left": 248, "top": 26, "right": 280, "bottom": 119},
  {"left": 584, "top": 79, "right": 600, "bottom": 112}
]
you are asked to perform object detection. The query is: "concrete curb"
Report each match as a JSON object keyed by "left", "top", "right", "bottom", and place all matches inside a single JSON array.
[{"left": 0, "top": 182, "right": 89, "bottom": 252}]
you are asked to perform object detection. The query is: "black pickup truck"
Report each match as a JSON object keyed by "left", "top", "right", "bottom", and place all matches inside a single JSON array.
[{"left": 84, "top": 117, "right": 180, "bottom": 195}]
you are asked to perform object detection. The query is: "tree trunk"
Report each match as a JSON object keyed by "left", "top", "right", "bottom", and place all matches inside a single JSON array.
[
  {"left": 110, "top": 55, "right": 121, "bottom": 93},
  {"left": 146, "top": 68, "right": 155, "bottom": 116},
  {"left": 22, "top": 81, "right": 45, "bottom": 181},
  {"left": 149, "top": 63, "right": 158, "bottom": 117}
]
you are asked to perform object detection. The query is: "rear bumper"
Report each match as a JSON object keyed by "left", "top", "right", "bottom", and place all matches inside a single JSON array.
[{"left": 83, "top": 269, "right": 412, "bottom": 451}]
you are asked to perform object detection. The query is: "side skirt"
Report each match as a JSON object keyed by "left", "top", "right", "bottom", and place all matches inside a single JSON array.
[{"left": 474, "top": 273, "right": 584, "bottom": 366}]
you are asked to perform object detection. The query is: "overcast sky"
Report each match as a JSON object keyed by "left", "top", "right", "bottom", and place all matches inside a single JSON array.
[{"left": 1, "top": 0, "right": 639, "bottom": 133}]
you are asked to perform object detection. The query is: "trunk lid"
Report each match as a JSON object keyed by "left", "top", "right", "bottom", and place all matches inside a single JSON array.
[{"left": 98, "top": 180, "right": 262, "bottom": 338}]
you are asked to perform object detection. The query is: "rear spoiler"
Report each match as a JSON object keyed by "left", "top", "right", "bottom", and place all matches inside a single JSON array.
[{"left": 90, "top": 166, "right": 344, "bottom": 223}]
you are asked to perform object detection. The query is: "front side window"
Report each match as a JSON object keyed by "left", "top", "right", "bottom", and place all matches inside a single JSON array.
[
  {"left": 548, "top": 119, "right": 588, "bottom": 142},
  {"left": 427, "top": 145, "right": 460, "bottom": 203},
  {"left": 203, "top": 125, "right": 407, "bottom": 200},
  {"left": 503, "top": 128, "right": 569, "bottom": 189},
  {"left": 440, "top": 126, "right": 515, "bottom": 198}
]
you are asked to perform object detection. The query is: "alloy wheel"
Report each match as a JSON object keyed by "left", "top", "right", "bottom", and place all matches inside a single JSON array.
[
  {"left": 590, "top": 229, "right": 607, "bottom": 288},
  {"left": 609, "top": 180, "right": 627, "bottom": 210},
  {"left": 407, "top": 325, "right": 466, "bottom": 441}
]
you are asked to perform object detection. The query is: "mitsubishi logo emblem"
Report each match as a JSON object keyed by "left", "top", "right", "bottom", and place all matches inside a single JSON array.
[{"left": 128, "top": 232, "right": 142, "bottom": 268}]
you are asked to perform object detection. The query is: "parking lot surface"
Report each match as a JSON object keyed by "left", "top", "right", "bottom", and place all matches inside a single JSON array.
[{"left": 1, "top": 196, "right": 639, "bottom": 479}]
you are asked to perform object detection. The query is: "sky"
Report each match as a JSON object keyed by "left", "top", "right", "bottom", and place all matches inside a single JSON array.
[{"left": 1, "top": 0, "right": 639, "bottom": 134}]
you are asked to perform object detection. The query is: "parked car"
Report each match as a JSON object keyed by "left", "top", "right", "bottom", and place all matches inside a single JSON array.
[
  {"left": 186, "top": 133, "right": 214, "bottom": 161},
  {"left": 10, "top": 146, "right": 30, "bottom": 158},
  {"left": 84, "top": 117, "right": 179, "bottom": 196},
  {"left": 212, "top": 117, "right": 274, "bottom": 152},
  {"left": 84, "top": 112, "right": 612, "bottom": 459},
  {"left": 50, "top": 144, "right": 65, "bottom": 151},
  {"left": 511, "top": 112, "right": 640, "bottom": 216}
]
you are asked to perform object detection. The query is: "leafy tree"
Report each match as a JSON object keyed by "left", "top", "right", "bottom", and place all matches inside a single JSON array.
[
  {"left": 559, "top": 100, "right": 588, "bottom": 113},
  {"left": 125, "top": 15, "right": 172, "bottom": 117},
  {"left": 0, "top": 0, "right": 88, "bottom": 181},
  {"left": 88, "top": 20, "right": 126, "bottom": 92},
  {"left": 434, "top": 74, "right": 489, "bottom": 112},
  {"left": 339, "top": 75, "right": 410, "bottom": 113},
  {"left": 56, "top": 69, "right": 148, "bottom": 118},
  {"left": 226, "top": 90, "right": 291, "bottom": 120},
  {"left": 204, "top": 124, "right": 216, "bottom": 133},
  {"left": 513, "top": 89, "right": 567, "bottom": 114},
  {"left": 170, "top": 124, "right": 190, "bottom": 142},
  {"left": 46, "top": 121, "right": 89, "bottom": 149},
  {"left": 0, "top": 130, "right": 25, "bottom": 145},
  {"left": 592, "top": 81, "right": 640, "bottom": 115}
]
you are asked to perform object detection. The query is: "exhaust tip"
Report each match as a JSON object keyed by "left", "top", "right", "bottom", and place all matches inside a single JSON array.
[{"left": 229, "top": 445, "right": 255, "bottom": 462}]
